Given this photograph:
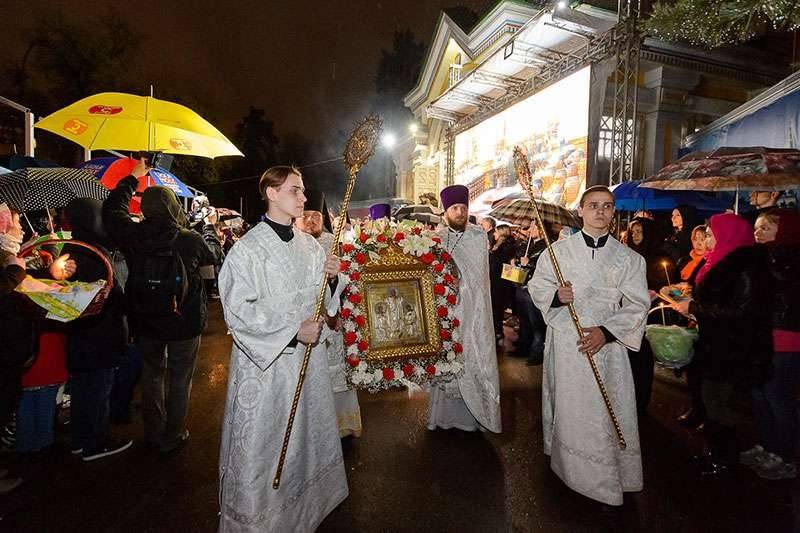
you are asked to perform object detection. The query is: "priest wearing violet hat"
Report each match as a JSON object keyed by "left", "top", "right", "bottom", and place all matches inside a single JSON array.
[{"left": 426, "top": 184, "right": 501, "bottom": 434}]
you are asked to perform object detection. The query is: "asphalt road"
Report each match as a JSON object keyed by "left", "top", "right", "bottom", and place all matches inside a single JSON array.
[{"left": 0, "top": 301, "right": 796, "bottom": 532}]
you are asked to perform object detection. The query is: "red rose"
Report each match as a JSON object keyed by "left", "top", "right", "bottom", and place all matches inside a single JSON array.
[
  {"left": 358, "top": 340, "right": 369, "bottom": 351},
  {"left": 452, "top": 318, "right": 460, "bottom": 328},
  {"left": 354, "top": 252, "right": 368, "bottom": 265},
  {"left": 339, "top": 260, "right": 351, "bottom": 272},
  {"left": 444, "top": 273, "right": 455, "bottom": 284},
  {"left": 394, "top": 232, "right": 405, "bottom": 242},
  {"left": 348, "top": 293, "right": 362, "bottom": 305},
  {"left": 402, "top": 363, "right": 415, "bottom": 377},
  {"left": 441, "top": 252, "right": 452, "bottom": 262},
  {"left": 349, "top": 271, "right": 361, "bottom": 281},
  {"left": 382, "top": 368, "right": 395, "bottom": 380},
  {"left": 453, "top": 342, "right": 463, "bottom": 353},
  {"left": 447, "top": 294, "right": 457, "bottom": 305},
  {"left": 343, "top": 331, "right": 357, "bottom": 345},
  {"left": 359, "top": 232, "right": 369, "bottom": 243},
  {"left": 425, "top": 364, "right": 436, "bottom": 376},
  {"left": 433, "top": 284, "right": 445, "bottom": 296},
  {"left": 420, "top": 252, "right": 434, "bottom": 264},
  {"left": 346, "top": 356, "right": 361, "bottom": 367},
  {"left": 440, "top": 329, "right": 451, "bottom": 341},
  {"left": 342, "top": 243, "right": 354, "bottom": 254},
  {"left": 433, "top": 262, "right": 444, "bottom": 273},
  {"left": 432, "top": 236, "right": 441, "bottom": 244},
  {"left": 355, "top": 315, "right": 367, "bottom": 328},
  {"left": 376, "top": 234, "right": 386, "bottom": 243},
  {"left": 437, "top": 306, "right": 448, "bottom": 318},
  {"left": 340, "top": 308, "right": 352, "bottom": 319},
  {"left": 412, "top": 227, "right": 422, "bottom": 235}
]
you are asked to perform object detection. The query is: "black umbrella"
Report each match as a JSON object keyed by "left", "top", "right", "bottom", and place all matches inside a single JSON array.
[{"left": 0, "top": 167, "right": 109, "bottom": 211}]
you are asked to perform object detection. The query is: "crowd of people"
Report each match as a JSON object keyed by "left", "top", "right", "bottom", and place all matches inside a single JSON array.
[{"left": 1, "top": 155, "right": 799, "bottom": 531}]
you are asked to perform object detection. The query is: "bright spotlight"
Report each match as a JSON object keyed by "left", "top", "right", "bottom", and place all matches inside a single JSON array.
[
  {"left": 409, "top": 123, "right": 418, "bottom": 134},
  {"left": 382, "top": 132, "right": 396, "bottom": 149},
  {"left": 557, "top": 1, "right": 567, "bottom": 8}
]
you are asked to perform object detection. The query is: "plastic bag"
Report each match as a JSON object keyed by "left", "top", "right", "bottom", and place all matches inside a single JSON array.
[{"left": 646, "top": 325, "right": 698, "bottom": 369}]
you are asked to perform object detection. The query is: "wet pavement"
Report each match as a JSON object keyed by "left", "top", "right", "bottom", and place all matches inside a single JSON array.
[{"left": 1, "top": 301, "right": 796, "bottom": 532}]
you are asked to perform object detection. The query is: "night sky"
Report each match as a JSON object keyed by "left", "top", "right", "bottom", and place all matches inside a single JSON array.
[{"left": 3, "top": 0, "right": 494, "bottom": 142}]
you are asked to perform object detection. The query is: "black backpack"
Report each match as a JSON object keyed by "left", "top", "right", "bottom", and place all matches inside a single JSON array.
[{"left": 126, "top": 235, "right": 189, "bottom": 317}]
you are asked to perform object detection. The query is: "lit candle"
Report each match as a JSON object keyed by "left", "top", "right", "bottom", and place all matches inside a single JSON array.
[{"left": 662, "top": 261, "right": 671, "bottom": 286}]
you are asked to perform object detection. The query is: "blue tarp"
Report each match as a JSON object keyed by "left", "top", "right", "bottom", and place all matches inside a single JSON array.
[
  {"left": 686, "top": 89, "right": 800, "bottom": 153},
  {"left": 612, "top": 181, "right": 735, "bottom": 212}
]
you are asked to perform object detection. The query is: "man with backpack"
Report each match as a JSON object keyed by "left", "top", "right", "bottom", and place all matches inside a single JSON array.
[{"left": 103, "top": 158, "right": 218, "bottom": 453}]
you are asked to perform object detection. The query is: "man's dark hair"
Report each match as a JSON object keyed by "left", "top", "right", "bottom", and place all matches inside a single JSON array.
[{"left": 579, "top": 185, "right": 615, "bottom": 207}]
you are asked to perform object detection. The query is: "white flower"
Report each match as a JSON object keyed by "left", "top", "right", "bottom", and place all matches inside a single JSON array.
[
  {"left": 414, "top": 365, "right": 426, "bottom": 377},
  {"left": 450, "top": 361, "right": 463, "bottom": 374},
  {"left": 347, "top": 345, "right": 359, "bottom": 355},
  {"left": 373, "top": 369, "right": 383, "bottom": 382},
  {"left": 357, "top": 361, "right": 368, "bottom": 371},
  {"left": 344, "top": 322, "right": 357, "bottom": 332},
  {"left": 447, "top": 352, "right": 456, "bottom": 361},
  {"left": 360, "top": 372, "right": 373, "bottom": 385},
  {"left": 343, "top": 300, "right": 354, "bottom": 311}
]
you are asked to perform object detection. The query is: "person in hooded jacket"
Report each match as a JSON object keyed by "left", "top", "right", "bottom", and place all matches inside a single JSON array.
[
  {"left": 103, "top": 159, "right": 216, "bottom": 453},
  {"left": 62, "top": 198, "right": 132, "bottom": 461},
  {"left": 671, "top": 213, "right": 773, "bottom": 475}
]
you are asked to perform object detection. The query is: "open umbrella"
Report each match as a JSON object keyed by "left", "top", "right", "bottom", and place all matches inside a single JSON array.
[
  {"left": 77, "top": 157, "right": 194, "bottom": 198},
  {"left": 640, "top": 147, "right": 800, "bottom": 191},
  {"left": 394, "top": 204, "right": 441, "bottom": 220},
  {"left": 610, "top": 181, "right": 734, "bottom": 211},
  {"left": 0, "top": 167, "right": 109, "bottom": 211},
  {"left": 488, "top": 197, "right": 581, "bottom": 228},
  {"left": 35, "top": 92, "right": 243, "bottom": 158}
]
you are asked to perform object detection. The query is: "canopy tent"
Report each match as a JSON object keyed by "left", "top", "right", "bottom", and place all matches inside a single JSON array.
[{"left": 685, "top": 70, "right": 800, "bottom": 153}]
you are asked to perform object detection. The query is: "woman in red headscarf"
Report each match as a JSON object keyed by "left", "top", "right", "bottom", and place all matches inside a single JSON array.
[
  {"left": 743, "top": 209, "right": 800, "bottom": 480},
  {"left": 671, "top": 213, "right": 773, "bottom": 475}
]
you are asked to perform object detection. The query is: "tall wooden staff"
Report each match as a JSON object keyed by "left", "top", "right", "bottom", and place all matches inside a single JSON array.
[
  {"left": 273, "top": 115, "right": 383, "bottom": 489},
  {"left": 512, "top": 146, "right": 626, "bottom": 450}
]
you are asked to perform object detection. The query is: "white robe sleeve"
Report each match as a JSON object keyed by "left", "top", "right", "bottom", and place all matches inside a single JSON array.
[
  {"left": 528, "top": 248, "right": 570, "bottom": 327},
  {"left": 218, "top": 245, "right": 303, "bottom": 372},
  {"left": 600, "top": 252, "right": 649, "bottom": 352}
]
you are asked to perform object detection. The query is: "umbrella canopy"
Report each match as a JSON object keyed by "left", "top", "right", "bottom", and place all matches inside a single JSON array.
[
  {"left": 394, "top": 204, "right": 440, "bottom": 219},
  {"left": 488, "top": 197, "right": 581, "bottom": 228},
  {"left": 77, "top": 157, "right": 194, "bottom": 198},
  {"left": 0, "top": 167, "right": 109, "bottom": 211},
  {"left": 0, "top": 166, "right": 10, "bottom": 175},
  {"left": 215, "top": 207, "right": 242, "bottom": 222},
  {"left": 640, "top": 147, "right": 800, "bottom": 191},
  {"left": 404, "top": 212, "right": 442, "bottom": 226},
  {"left": 35, "top": 92, "right": 244, "bottom": 158},
  {"left": 610, "top": 181, "right": 734, "bottom": 211}
]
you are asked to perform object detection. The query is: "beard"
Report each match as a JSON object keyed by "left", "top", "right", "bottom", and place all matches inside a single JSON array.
[{"left": 445, "top": 215, "right": 467, "bottom": 232}]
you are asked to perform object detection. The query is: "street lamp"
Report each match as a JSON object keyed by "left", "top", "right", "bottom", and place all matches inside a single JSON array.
[{"left": 382, "top": 132, "right": 396, "bottom": 149}]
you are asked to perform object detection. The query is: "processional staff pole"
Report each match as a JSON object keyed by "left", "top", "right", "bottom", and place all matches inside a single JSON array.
[
  {"left": 273, "top": 114, "right": 383, "bottom": 489},
  {"left": 512, "top": 146, "right": 627, "bottom": 450}
]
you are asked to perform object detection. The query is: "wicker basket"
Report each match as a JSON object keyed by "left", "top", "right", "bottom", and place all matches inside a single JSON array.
[
  {"left": 645, "top": 306, "right": 698, "bottom": 369},
  {"left": 19, "top": 238, "right": 114, "bottom": 320}
]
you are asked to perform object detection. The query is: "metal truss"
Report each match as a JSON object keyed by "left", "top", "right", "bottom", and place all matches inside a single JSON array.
[{"left": 609, "top": 0, "right": 642, "bottom": 185}]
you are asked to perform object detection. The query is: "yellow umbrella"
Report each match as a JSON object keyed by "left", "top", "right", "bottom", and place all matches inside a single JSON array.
[{"left": 35, "top": 92, "right": 243, "bottom": 158}]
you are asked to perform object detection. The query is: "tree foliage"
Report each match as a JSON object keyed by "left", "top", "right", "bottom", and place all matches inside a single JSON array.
[{"left": 645, "top": 0, "right": 800, "bottom": 48}]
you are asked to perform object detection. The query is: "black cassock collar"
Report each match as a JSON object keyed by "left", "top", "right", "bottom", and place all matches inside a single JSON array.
[
  {"left": 581, "top": 231, "right": 609, "bottom": 258},
  {"left": 264, "top": 215, "right": 294, "bottom": 242}
]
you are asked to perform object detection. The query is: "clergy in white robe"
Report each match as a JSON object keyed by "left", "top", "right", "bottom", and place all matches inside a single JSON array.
[
  {"left": 297, "top": 188, "right": 363, "bottom": 439},
  {"left": 427, "top": 185, "right": 502, "bottom": 433},
  {"left": 218, "top": 169, "right": 347, "bottom": 532},
  {"left": 528, "top": 185, "right": 649, "bottom": 506}
]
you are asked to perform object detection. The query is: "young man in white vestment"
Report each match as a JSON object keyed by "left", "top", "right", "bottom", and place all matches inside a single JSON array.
[
  {"left": 528, "top": 185, "right": 650, "bottom": 506},
  {"left": 217, "top": 167, "right": 348, "bottom": 532},
  {"left": 426, "top": 184, "right": 502, "bottom": 433},
  {"left": 296, "top": 188, "right": 363, "bottom": 438}
]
